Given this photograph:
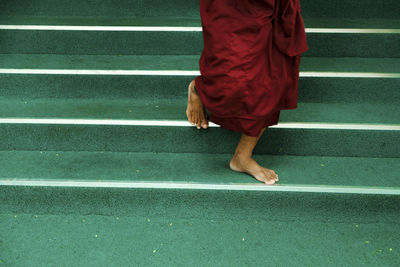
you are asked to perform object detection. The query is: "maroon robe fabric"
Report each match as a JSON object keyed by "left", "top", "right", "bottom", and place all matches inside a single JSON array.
[{"left": 194, "top": 0, "right": 309, "bottom": 137}]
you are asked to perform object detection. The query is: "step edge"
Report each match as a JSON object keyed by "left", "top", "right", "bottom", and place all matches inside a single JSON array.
[
  {"left": 1, "top": 25, "right": 400, "bottom": 33},
  {"left": 1, "top": 69, "right": 400, "bottom": 78},
  {"left": 1, "top": 118, "right": 400, "bottom": 130},
  {"left": 1, "top": 178, "right": 400, "bottom": 195}
]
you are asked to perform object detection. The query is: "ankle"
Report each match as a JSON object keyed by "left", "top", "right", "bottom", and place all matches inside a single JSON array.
[
  {"left": 190, "top": 81, "right": 197, "bottom": 94},
  {"left": 233, "top": 151, "right": 252, "bottom": 161}
]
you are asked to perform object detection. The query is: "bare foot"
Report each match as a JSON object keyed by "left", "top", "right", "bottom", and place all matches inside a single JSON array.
[
  {"left": 186, "top": 80, "right": 208, "bottom": 129},
  {"left": 230, "top": 154, "right": 279, "bottom": 185}
]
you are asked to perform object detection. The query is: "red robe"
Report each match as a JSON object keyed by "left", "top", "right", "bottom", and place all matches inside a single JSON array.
[{"left": 194, "top": 0, "right": 309, "bottom": 137}]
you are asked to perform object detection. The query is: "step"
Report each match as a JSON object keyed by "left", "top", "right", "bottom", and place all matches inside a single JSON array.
[
  {"left": 0, "top": 118, "right": 398, "bottom": 157},
  {"left": 1, "top": 73, "right": 399, "bottom": 104},
  {"left": 1, "top": 0, "right": 399, "bottom": 19},
  {"left": 0, "top": 54, "right": 399, "bottom": 104},
  {"left": 1, "top": 54, "right": 399, "bottom": 72},
  {"left": 1, "top": 150, "right": 399, "bottom": 190},
  {"left": 1, "top": 184, "right": 399, "bottom": 265},
  {"left": 1, "top": 98, "right": 399, "bottom": 125},
  {"left": 0, "top": 18, "right": 399, "bottom": 57},
  {"left": 1, "top": 16, "right": 400, "bottom": 29},
  {"left": 305, "top": 18, "right": 400, "bottom": 29}
]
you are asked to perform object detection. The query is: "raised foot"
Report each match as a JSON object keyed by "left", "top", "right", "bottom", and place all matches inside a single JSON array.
[
  {"left": 230, "top": 154, "right": 279, "bottom": 185},
  {"left": 186, "top": 80, "right": 208, "bottom": 129}
]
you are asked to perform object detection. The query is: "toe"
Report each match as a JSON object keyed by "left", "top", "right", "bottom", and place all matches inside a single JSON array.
[
  {"left": 194, "top": 115, "right": 201, "bottom": 129},
  {"left": 266, "top": 169, "right": 279, "bottom": 181},
  {"left": 264, "top": 179, "right": 275, "bottom": 185},
  {"left": 200, "top": 116, "right": 208, "bottom": 129},
  {"left": 191, "top": 115, "right": 197, "bottom": 127},
  {"left": 186, "top": 111, "right": 192, "bottom": 125},
  {"left": 186, "top": 109, "right": 191, "bottom": 123},
  {"left": 271, "top": 171, "right": 278, "bottom": 181},
  {"left": 187, "top": 110, "right": 194, "bottom": 125},
  {"left": 273, "top": 171, "right": 279, "bottom": 181},
  {"left": 197, "top": 116, "right": 202, "bottom": 129},
  {"left": 263, "top": 170, "right": 277, "bottom": 184}
]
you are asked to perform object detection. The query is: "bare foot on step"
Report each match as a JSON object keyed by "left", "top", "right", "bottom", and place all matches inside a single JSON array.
[
  {"left": 186, "top": 80, "right": 208, "bottom": 129},
  {"left": 230, "top": 154, "right": 279, "bottom": 185}
]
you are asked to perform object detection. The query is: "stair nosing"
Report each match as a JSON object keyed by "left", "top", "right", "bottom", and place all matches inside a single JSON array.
[
  {"left": 1, "top": 24, "right": 400, "bottom": 33},
  {"left": 2, "top": 178, "right": 400, "bottom": 195},
  {"left": 0, "top": 68, "right": 399, "bottom": 78},
  {"left": 0, "top": 118, "right": 399, "bottom": 131}
]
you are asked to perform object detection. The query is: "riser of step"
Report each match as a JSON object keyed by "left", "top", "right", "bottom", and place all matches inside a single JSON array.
[
  {"left": 1, "top": 75, "right": 399, "bottom": 104},
  {"left": 1, "top": 124, "right": 398, "bottom": 157},
  {"left": 0, "top": 30, "right": 399, "bottom": 57},
  {"left": 1, "top": 0, "right": 399, "bottom": 19}
]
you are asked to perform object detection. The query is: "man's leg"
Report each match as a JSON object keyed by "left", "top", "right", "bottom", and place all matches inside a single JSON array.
[{"left": 230, "top": 127, "right": 279, "bottom": 185}]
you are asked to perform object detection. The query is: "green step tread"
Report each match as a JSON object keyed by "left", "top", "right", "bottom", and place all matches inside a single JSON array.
[
  {"left": 1, "top": 28, "right": 398, "bottom": 58},
  {"left": 0, "top": 54, "right": 399, "bottom": 73},
  {"left": 0, "top": 16, "right": 400, "bottom": 29},
  {"left": 0, "top": 150, "right": 399, "bottom": 188},
  {"left": 0, "top": 212, "right": 399, "bottom": 266},
  {"left": 0, "top": 98, "right": 399, "bottom": 125},
  {"left": 1, "top": 0, "right": 399, "bottom": 19},
  {"left": 1, "top": 55, "right": 399, "bottom": 105},
  {"left": 1, "top": 185, "right": 400, "bottom": 266}
]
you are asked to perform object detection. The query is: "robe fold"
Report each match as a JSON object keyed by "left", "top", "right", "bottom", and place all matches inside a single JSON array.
[{"left": 194, "top": 0, "right": 309, "bottom": 137}]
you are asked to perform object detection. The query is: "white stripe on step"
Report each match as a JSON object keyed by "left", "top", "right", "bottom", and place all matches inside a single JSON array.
[
  {"left": 1, "top": 179, "right": 399, "bottom": 195},
  {"left": 0, "top": 118, "right": 399, "bottom": 131},
  {"left": 0, "top": 69, "right": 399, "bottom": 78},
  {"left": 300, "top": 72, "right": 400, "bottom": 78},
  {"left": 0, "top": 25, "right": 203, "bottom": 31},
  {"left": 0, "top": 25, "right": 399, "bottom": 34},
  {"left": 0, "top": 69, "right": 200, "bottom": 76},
  {"left": 306, "top": 28, "right": 400, "bottom": 34}
]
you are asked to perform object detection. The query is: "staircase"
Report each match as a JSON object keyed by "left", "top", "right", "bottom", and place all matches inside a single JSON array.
[{"left": 0, "top": 0, "right": 399, "bottom": 265}]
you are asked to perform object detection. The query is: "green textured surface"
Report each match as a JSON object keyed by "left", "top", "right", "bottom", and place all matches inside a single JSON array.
[
  {"left": 0, "top": 29, "right": 399, "bottom": 57},
  {"left": 1, "top": 187, "right": 400, "bottom": 266},
  {"left": 1, "top": 74, "right": 400, "bottom": 104},
  {"left": 300, "top": 0, "right": 400, "bottom": 19},
  {"left": 0, "top": 15, "right": 203, "bottom": 26},
  {"left": 0, "top": 0, "right": 399, "bottom": 19},
  {"left": 0, "top": 98, "right": 399, "bottom": 125},
  {"left": 1, "top": 150, "right": 399, "bottom": 187},
  {"left": 1, "top": 74, "right": 399, "bottom": 104},
  {"left": 1, "top": 16, "right": 400, "bottom": 29},
  {"left": 304, "top": 18, "right": 400, "bottom": 29},
  {"left": 0, "top": 124, "right": 399, "bottom": 158},
  {"left": 303, "top": 33, "right": 400, "bottom": 58},
  {"left": 1, "top": 0, "right": 400, "bottom": 265},
  {"left": 0, "top": 55, "right": 399, "bottom": 103},
  {"left": 1, "top": 54, "right": 399, "bottom": 72}
]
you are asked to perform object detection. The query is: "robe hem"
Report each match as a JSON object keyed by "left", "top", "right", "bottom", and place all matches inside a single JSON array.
[{"left": 207, "top": 109, "right": 283, "bottom": 137}]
